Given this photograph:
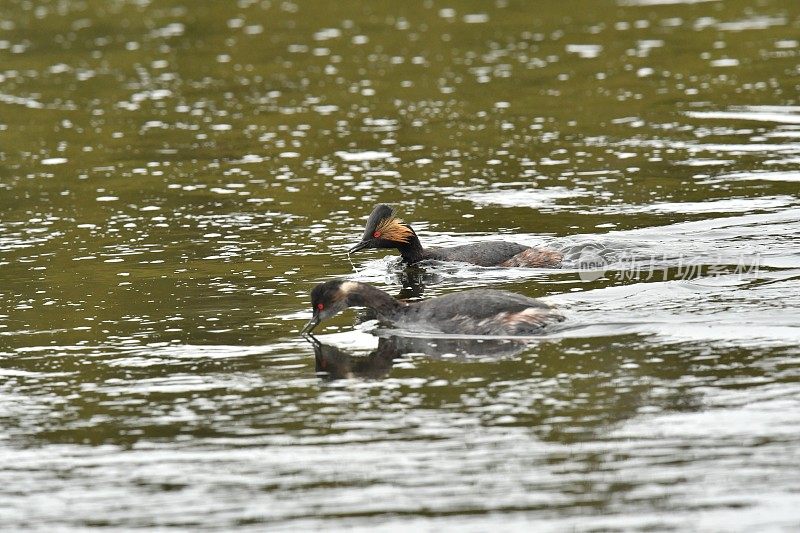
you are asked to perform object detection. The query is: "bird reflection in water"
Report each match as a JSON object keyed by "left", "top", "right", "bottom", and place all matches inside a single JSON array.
[{"left": 304, "top": 333, "right": 531, "bottom": 381}]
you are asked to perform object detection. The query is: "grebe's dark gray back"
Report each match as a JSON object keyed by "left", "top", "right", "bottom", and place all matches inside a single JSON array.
[
  {"left": 349, "top": 204, "right": 562, "bottom": 268},
  {"left": 302, "top": 279, "right": 564, "bottom": 336}
]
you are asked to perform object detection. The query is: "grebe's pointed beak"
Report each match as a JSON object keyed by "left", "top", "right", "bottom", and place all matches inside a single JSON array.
[
  {"left": 301, "top": 315, "right": 320, "bottom": 334},
  {"left": 348, "top": 240, "right": 370, "bottom": 254},
  {"left": 302, "top": 332, "right": 321, "bottom": 347}
]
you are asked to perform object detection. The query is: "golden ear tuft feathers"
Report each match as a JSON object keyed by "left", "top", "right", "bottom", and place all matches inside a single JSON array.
[{"left": 376, "top": 217, "right": 413, "bottom": 243}]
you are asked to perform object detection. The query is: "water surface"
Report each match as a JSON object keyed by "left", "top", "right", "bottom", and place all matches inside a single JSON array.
[{"left": 1, "top": 0, "right": 799, "bottom": 530}]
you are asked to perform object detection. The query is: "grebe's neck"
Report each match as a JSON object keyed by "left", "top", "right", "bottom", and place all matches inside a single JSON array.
[
  {"left": 345, "top": 282, "right": 405, "bottom": 320},
  {"left": 396, "top": 226, "right": 426, "bottom": 264}
]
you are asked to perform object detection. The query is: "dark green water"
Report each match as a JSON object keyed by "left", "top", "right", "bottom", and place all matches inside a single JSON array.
[{"left": 1, "top": 0, "right": 799, "bottom": 529}]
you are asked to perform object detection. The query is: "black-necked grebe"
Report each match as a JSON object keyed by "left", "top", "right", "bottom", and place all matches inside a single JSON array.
[
  {"left": 301, "top": 280, "right": 563, "bottom": 336},
  {"left": 348, "top": 204, "right": 562, "bottom": 268}
]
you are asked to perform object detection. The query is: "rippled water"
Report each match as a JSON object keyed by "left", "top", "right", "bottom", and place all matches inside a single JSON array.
[{"left": 1, "top": 0, "right": 799, "bottom": 529}]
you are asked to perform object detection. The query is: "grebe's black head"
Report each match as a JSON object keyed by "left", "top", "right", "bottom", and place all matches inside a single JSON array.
[
  {"left": 301, "top": 279, "right": 360, "bottom": 333},
  {"left": 349, "top": 204, "right": 415, "bottom": 254}
]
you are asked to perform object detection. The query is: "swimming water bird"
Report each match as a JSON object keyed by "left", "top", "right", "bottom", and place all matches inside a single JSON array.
[
  {"left": 301, "top": 280, "right": 564, "bottom": 336},
  {"left": 348, "top": 204, "right": 562, "bottom": 267}
]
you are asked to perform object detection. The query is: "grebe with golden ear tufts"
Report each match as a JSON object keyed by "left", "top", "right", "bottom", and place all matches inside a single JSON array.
[{"left": 349, "top": 204, "right": 562, "bottom": 268}]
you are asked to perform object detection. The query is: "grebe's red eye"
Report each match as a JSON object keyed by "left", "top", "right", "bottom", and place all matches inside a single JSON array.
[
  {"left": 373, "top": 231, "right": 381, "bottom": 238},
  {"left": 316, "top": 303, "right": 324, "bottom": 311}
]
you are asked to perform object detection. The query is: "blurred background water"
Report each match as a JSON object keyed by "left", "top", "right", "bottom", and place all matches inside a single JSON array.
[{"left": 1, "top": 0, "right": 799, "bottom": 530}]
